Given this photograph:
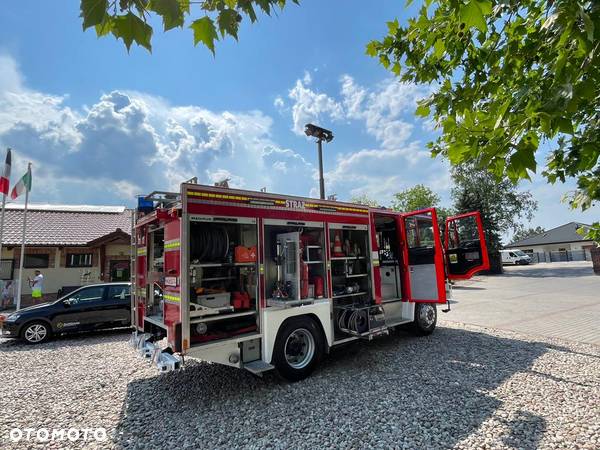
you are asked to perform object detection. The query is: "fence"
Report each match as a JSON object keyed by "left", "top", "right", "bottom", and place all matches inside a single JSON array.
[{"left": 528, "top": 249, "right": 592, "bottom": 263}]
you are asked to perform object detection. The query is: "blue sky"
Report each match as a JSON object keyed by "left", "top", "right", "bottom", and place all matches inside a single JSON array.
[{"left": 0, "top": 0, "right": 597, "bottom": 235}]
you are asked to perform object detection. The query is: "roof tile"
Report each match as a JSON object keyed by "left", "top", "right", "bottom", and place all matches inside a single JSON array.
[{"left": 2, "top": 208, "right": 132, "bottom": 246}]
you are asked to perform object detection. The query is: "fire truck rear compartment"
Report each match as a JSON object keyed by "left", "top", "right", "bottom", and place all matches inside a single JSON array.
[{"left": 188, "top": 219, "right": 260, "bottom": 351}]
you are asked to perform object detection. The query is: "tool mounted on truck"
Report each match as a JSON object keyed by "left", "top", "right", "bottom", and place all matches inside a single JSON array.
[{"left": 130, "top": 181, "right": 489, "bottom": 381}]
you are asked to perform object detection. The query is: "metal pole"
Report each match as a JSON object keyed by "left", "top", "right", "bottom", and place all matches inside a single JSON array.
[
  {"left": 317, "top": 139, "right": 325, "bottom": 200},
  {"left": 0, "top": 194, "right": 6, "bottom": 277},
  {"left": 16, "top": 178, "right": 29, "bottom": 311}
]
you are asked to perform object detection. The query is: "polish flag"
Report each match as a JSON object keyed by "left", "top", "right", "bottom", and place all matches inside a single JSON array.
[{"left": 0, "top": 148, "right": 10, "bottom": 196}]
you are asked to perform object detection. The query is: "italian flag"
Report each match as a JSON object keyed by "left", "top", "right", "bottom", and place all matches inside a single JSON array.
[
  {"left": 0, "top": 148, "right": 10, "bottom": 196},
  {"left": 10, "top": 165, "right": 32, "bottom": 200}
]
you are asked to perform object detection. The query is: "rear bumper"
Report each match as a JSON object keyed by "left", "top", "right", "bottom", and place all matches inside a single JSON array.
[{"left": 129, "top": 331, "right": 182, "bottom": 373}]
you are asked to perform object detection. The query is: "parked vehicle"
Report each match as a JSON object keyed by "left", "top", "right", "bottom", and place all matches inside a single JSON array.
[
  {"left": 0, "top": 283, "right": 131, "bottom": 344},
  {"left": 131, "top": 182, "right": 490, "bottom": 381},
  {"left": 500, "top": 249, "right": 532, "bottom": 265}
]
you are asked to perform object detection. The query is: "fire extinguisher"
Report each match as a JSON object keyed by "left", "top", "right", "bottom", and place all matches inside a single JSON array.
[
  {"left": 313, "top": 276, "right": 324, "bottom": 299},
  {"left": 300, "top": 260, "right": 309, "bottom": 299}
]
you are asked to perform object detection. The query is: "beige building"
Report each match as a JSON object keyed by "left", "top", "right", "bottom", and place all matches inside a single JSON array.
[
  {"left": 506, "top": 222, "right": 595, "bottom": 262},
  {"left": 1, "top": 204, "right": 132, "bottom": 306}
]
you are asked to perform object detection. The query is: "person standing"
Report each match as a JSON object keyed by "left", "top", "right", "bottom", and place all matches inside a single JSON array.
[
  {"left": 1, "top": 280, "right": 13, "bottom": 310},
  {"left": 28, "top": 270, "right": 43, "bottom": 304}
]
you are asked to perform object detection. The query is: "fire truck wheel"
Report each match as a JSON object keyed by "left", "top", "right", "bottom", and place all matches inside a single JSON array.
[
  {"left": 272, "top": 316, "right": 324, "bottom": 382},
  {"left": 413, "top": 303, "right": 437, "bottom": 336}
]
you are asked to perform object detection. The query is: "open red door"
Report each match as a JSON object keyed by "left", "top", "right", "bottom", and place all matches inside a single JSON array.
[
  {"left": 444, "top": 211, "right": 490, "bottom": 280},
  {"left": 397, "top": 208, "right": 447, "bottom": 304}
]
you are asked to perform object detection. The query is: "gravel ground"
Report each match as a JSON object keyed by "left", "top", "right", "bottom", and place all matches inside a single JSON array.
[{"left": 0, "top": 321, "right": 598, "bottom": 450}]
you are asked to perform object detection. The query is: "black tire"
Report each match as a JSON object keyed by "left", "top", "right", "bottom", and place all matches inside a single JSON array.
[
  {"left": 412, "top": 303, "right": 437, "bottom": 336},
  {"left": 272, "top": 316, "right": 324, "bottom": 382},
  {"left": 20, "top": 321, "right": 52, "bottom": 344}
]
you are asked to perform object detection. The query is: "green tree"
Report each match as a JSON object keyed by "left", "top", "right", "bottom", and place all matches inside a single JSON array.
[
  {"left": 452, "top": 164, "right": 537, "bottom": 271},
  {"left": 350, "top": 194, "right": 380, "bottom": 207},
  {"left": 80, "top": 0, "right": 298, "bottom": 53},
  {"left": 391, "top": 184, "right": 452, "bottom": 223},
  {"left": 511, "top": 226, "right": 546, "bottom": 244},
  {"left": 369, "top": 0, "right": 599, "bottom": 243}
]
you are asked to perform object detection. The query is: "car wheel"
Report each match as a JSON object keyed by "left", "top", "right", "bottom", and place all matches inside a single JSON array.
[
  {"left": 21, "top": 321, "right": 51, "bottom": 344},
  {"left": 272, "top": 316, "right": 324, "bottom": 382},
  {"left": 412, "top": 303, "right": 437, "bottom": 336}
]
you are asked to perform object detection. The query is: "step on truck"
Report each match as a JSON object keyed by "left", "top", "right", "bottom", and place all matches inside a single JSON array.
[{"left": 130, "top": 182, "right": 489, "bottom": 381}]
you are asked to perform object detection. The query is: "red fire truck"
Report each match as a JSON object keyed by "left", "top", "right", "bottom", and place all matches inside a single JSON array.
[{"left": 130, "top": 182, "right": 489, "bottom": 381}]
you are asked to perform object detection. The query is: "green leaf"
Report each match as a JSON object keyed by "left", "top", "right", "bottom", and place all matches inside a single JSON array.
[
  {"left": 580, "top": 10, "right": 594, "bottom": 42},
  {"left": 416, "top": 103, "right": 430, "bottom": 117},
  {"left": 238, "top": 0, "right": 257, "bottom": 22},
  {"left": 217, "top": 9, "right": 240, "bottom": 39},
  {"left": 95, "top": 16, "right": 113, "bottom": 37},
  {"left": 387, "top": 19, "right": 399, "bottom": 35},
  {"left": 81, "top": 0, "right": 108, "bottom": 30},
  {"left": 255, "top": 0, "right": 272, "bottom": 14},
  {"left": 447, "top": 144, "right": 469, "bottom": 164},
  {"left": 190, "top": 16, "right": 218, "bottom": 54},
  {"left": 509, "top": 146, "right": 536, "bottom": 180},
  {"left": 494, "top": 100, "right": 510, "bottom": 129},
  {"left": 556, "top": 117, "right": 574, "bottom": 135},
  {"left": 365, "top": 41, "right": 379, "bottom": 57},
  {"left": 112, "top": 12, "right": 153, "bottom": 52},
  {"left": 475, "top": 0, "right": 492, "bottom": 16},
  {"left": 149, "top": 0, "right": 185, "bottom": 31},
  {"left": 460, "top": 1, "right": 486, "bottom": 33},
  {"left": 225, "top": 0, "right": 238, "bottom": 8},
  {"left": 433, "top": 39, "right": 445, "bottom": 58}
]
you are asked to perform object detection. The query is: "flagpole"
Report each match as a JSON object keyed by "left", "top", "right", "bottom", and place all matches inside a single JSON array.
[
  {"left": 0, "top": 148, "right": 10, "bottom": 280},
  {"left": 16, "top": 163, "right": 31, "bottom": 311},
  {"left": 0, "top": 193, "right": 6, "bottom": 275}
]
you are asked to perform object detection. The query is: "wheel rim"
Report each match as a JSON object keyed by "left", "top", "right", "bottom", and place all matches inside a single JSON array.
[
  {"left": 284, "top": 328, "right": 315, "bottom": 369},
  {"left": 24, "top": 324, "right": 47, "bottom": 343},
  {"left": 419, "top": 305, "right": 436, "bottom": 328}
]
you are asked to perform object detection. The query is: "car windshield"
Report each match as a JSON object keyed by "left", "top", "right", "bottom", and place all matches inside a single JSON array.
[{"left": 514, "top": 250, "right": 527, "bottom": 256}]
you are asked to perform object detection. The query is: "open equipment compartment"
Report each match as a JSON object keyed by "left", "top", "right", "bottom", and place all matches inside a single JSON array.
[
  {"left": 144, "top": 227, "right": 165, "bottom": 326},
  {"left": 328, "top": 223, "right": 381, "bottom": 340},
  {"left": 187, "top": 216, "right": 259, "bottom": 347},
  {"left": 374, "top": 214, "right": 403, "bottom": 302},
  {"left": 263, "top": 220, "right": 327, "bottom": 308}
]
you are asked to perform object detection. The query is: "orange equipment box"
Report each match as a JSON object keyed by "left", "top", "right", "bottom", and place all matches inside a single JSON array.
[{"left": 234, "top": 246, "right": 257, "bottom": 263}]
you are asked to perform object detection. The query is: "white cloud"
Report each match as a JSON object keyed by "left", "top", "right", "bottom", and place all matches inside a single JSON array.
[
  {"left": 273, "top": 95, "right": 285, "bottom": 110},
  {"left": 0, "top": 54, "right": 317, "bottom": 204},
  {"left": 287, "top": 77, "right": 344, "bottom": 135},
  {"left": 282, "top": 72, "right": 439, "bottom": 205}
]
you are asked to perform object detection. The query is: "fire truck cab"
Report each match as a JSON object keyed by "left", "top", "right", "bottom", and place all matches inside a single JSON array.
[{"left": 131, "top": 182, "right": 489, "bottom": 381}]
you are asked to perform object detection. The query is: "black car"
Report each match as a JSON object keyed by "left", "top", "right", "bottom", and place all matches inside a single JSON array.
[{"left": 0, "top": 283, "right": 131, "bottom": 344}]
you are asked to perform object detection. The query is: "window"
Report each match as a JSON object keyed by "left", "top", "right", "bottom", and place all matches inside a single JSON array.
[
  {"left": 107, "top": 285, "right": 130, "bottom": 300},
  {"left": 406, "top": 216, "right": 435, "bottom": 248},
  {"left": 509, "top": 252, "right": 516, "bottom": 257},
  {"left": 0, "top": 259, "right": 14, "bottom": 280},
  {"left": 66, "top": 253, "right": 93, "bottom": 267},
  {"left": 24, "top": 254, "right": 49, "bottom": 269},
  {"left": 66, "top": 286, "right": 105, "bottom": 304}
]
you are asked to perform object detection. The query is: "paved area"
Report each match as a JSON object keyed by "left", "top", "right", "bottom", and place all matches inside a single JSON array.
[
  {"left": 447, "top": 261, "right": 600, "bottom": 346},
  {"left": 1, "top": 323, "right": 599, "bottom": 449}
]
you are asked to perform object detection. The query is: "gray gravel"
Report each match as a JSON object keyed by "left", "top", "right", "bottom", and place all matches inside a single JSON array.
[{"left": 0, "top": 321, "right": 599, "bottom": 449}]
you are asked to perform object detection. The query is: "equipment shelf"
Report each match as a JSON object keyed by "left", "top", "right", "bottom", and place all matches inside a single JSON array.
[
  {"left": 332, "top": 291, "right": 367, "bottom": 299},
  {"left": 190, "top": 310, "right": 256, "bottom": 324},
  {"left": 189, "top": 304, "right": 234, "bottom": 318},
  {"left": 330, "top": 256, "right": 366, "bottom": 261},
  {"left": 190, "top": 262, "right": 256, "bottom": 268},
  {"left": 267, "top": 298, "right": 315, "bottom": 308}
]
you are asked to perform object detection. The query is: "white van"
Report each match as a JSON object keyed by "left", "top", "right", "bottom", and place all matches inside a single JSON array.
[{"left": 501, "top": 249, "right": 532, "bottom": 265}]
